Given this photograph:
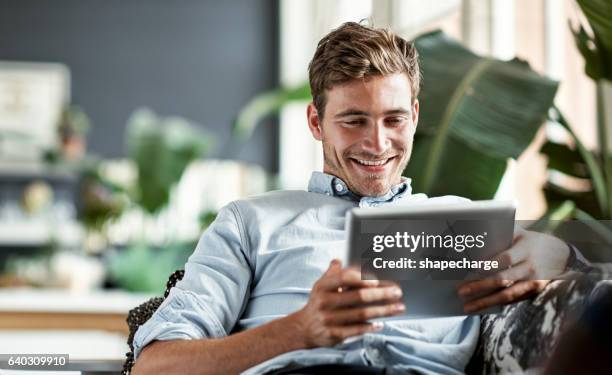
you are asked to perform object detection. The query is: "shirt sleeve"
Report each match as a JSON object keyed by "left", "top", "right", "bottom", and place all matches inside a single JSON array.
[{"left": 133, "top": 202, "right": 252, "bottom": 359}]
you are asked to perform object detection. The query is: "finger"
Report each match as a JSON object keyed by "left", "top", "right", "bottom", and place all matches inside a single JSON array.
[
  {"left": 341, "top": 279, "right": 400, "bottom": 292},
  {"left": 318, "top": 267, "right": 379, "bottom": 291},
  {"left": 315, "top": 260, "right": 345, "bottom": 291},
  {"left": 328, "top": 321, "right": 384, "bottom": 341},
  {"left": 323, "top": 286, "right": 403, "bottom": 309},
  {"left": 324, "top": 303, "right": 405, "bottom": 325},
  {"left": 489, "top": 243, "right": 530, "bottom": 269},
  {"left": 377, "top": 280, "right": 400, "bottom": 288},
  {"left": 315, "top": 260, "right": 346, "bottom": 290},
  {"left": 463, "top": 280, "right": 542, "bottom": 313},
  {"left": 490, "top": 261, "right": 534, "bottom": 280},
  {"left": 328, "top": 259, "right": 342, "bottom": 271},
  {"left": 457, "top": 279, "right": 513, "bottom": 299},
  {"left": 459, "top": 261, "right": 536, "bottom": 299},
  {"left": 513, "top": 224, "right": 526, "bottom": 242}
]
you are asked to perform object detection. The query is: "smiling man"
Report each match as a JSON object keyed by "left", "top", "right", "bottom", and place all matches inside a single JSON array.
[{"left": 131, "top": 22, "right": 571, "bottom": 375}]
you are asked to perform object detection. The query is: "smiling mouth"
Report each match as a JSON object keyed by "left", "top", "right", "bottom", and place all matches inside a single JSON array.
[{"left": 350, "top": 156, "right": 396, "bottom": 169}]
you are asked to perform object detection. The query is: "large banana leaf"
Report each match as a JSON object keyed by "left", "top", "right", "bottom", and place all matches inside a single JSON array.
[
  {"left": 573, "top": 0, "right": 612, "bottom": 81},
  {"left": 406, "top": 31, "right": 559, "bottom": 199}
]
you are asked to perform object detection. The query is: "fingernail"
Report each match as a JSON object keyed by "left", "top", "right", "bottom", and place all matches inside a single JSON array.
[
  {"left": 372, "top": 321, "right": 384, "bottom": 330},
  {"left": 392, "top": 288, "right": 402, "bottom": 297},
  {"left": 458, "top": 287, "right": 470, "bottom": 297},
  {"left": 395, "top": 303, "right": 405, "bottom": 311}
]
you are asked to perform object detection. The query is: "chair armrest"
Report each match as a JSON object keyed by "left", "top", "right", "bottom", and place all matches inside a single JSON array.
[{"left": 122, "top": 270, "right": 184, "bottom": 375}]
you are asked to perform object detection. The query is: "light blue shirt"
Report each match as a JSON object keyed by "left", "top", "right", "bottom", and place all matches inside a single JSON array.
[{"left": 133, "top": 172, "right": 480, "bottom": 374}]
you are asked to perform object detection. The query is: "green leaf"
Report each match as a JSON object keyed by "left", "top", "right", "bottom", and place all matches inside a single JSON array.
[
  {"left": 233, "top": 83, "right": 311, "bottom": 139},
  {"left": 407, "top": 30, "right": 559, "bottom": 198},
  {"left": 541, "top": 141, "right": 589, "bottom": 178},
  {"left": 574, "top": 207, "right": 612, "bottom": 245},
  {"left": 574, "top": 0, "right": 612, "bottom": 81},
  {"left": 549, "top": 107, "right": 608, "bottom": 216},
  {"left": 407, "top": 136, "right": 507, "bottom": 199},
  {"left": 543, "top": 181, "right": 602, "bottom": 218},
  {"left": 126, "top": 108, "right": 211, "bottom": 214},
  {"left": 528, "top": 200, "right": 576, "bottom": 233}
]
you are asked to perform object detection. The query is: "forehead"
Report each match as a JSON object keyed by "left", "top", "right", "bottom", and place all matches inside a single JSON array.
[{"left": 325, "top": 73, "right": 413, "bottom": 113}]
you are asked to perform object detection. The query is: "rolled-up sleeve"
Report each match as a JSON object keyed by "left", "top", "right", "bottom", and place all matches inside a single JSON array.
[{"left": 133, "top": 202, "right": 252, "bottom": 359}]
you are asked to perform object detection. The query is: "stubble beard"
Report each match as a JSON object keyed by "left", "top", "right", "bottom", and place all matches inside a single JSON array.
[{"left": 321, "top": 142, "right": 409, "bottom": 197}]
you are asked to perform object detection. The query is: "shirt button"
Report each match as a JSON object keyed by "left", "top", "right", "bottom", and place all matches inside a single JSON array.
[{"left": 335, "top": 183, "right": 343, "bottom": 192}]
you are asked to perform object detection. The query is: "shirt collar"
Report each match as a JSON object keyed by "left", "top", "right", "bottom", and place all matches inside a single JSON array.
[{"left": 307, "top": 171, "right": 412, "bottom": 206}]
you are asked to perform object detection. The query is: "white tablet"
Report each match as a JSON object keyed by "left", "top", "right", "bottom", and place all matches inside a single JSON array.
[{"left": 345, "top": 200, "right": 516, "bottom": 318}]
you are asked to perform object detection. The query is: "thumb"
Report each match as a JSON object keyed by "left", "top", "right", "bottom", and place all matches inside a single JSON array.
[{"left": 327, "top": 259, "right": 342, "bottom": 272}]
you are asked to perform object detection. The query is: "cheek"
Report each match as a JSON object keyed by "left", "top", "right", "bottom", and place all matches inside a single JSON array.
[
  {"left": 328, "top": 129, "right": 361, "bottom": 153},
  {"left": 392, "top": 128, "right": 415, "bottom": 149},
  {"left": 403, "top": 123, "right": 417, "bottom": 136}
]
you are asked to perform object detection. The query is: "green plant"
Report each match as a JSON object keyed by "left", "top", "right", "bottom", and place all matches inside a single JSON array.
[
  {"left": 126, "top": 108, "right": 211, "bottom": 214},
  {"left": 78, "top": 109, "right": 212, "bottom": 235},
  {"left": 540, "top": 0, "right": 612, "bottom": 222},
  {"left": 107, "top": 108, "right": 212, "bottom": 292},
  {"left": 108, "top": 241, "right": 196, "bottom": 292}
]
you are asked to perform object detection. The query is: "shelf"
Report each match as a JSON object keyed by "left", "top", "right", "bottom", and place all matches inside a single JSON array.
[
  {"left": 0, "top": 160, "right": 77, "bottom": 182},
  {"left": 0, "top": 220, "right": 83, "bottom": 247}
]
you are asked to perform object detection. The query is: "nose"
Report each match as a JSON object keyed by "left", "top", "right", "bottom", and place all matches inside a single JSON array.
[{"left": 362, "top": 122, "right": 391, "bottom": 155}]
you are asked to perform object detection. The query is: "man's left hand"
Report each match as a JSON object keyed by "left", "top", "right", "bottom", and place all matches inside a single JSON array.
[{"left": 457, "top": 226, "right": 570, "bottom": 314}]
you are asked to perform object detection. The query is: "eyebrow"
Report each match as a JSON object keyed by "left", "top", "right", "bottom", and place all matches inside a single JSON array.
[{"left": 334, "top": 108, "right": 411, "bottom": 118}]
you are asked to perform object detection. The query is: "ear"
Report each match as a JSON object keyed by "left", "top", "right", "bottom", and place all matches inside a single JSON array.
[
  {"left": 412, "top": 99, "right": 419, "bottom": 127},
  {"left": 307, "top": 102, "right": 323, "bottom": 141}
]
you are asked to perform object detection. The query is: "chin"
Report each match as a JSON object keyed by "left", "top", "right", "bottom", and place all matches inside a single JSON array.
[{"left": 356, "top": 181, "right": 391, "bottom": 197}]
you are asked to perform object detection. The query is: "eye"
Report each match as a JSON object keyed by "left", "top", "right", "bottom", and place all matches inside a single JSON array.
[
  {"left": 385, "top": 117, "right": 407, "bottom": 126},
  {"left": 343, "top": 119, "right": 366, "bottom": 126}
]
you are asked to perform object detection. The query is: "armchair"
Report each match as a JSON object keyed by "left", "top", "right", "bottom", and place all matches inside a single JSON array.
[{"left": 122, "top": 270, "right": 603, "bottom": 374}]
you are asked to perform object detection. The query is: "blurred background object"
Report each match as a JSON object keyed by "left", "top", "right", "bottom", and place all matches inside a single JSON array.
[
  {"left": 0, "top": 0, "right": 276, "bottom": 293},
  {"left": 0, "top": 61, "right": 69, "bottom": 162}
]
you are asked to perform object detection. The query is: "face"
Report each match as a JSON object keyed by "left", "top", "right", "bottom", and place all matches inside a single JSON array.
[{"left": 307, "top": 73, "right": 419, "bottom": 197}]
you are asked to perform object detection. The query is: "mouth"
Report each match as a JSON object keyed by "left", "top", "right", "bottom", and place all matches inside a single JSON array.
[{"left": 349, "top": 156, "right": 396, "bottom": 173}]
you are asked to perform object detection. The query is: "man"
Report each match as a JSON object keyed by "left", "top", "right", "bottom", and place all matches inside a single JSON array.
[{"left": 132, "top": 22, "right": 571, "bottom": 374}]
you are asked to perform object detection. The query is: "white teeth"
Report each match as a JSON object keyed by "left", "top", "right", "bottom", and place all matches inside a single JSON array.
[{"left": 356, "top": 159, "right": 389, "bottom": 166}]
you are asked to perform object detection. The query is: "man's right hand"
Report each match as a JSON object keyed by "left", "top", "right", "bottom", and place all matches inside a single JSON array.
[
  {"left": 133, "top": 260, "right": 404, "bottom": 375},
  {"left": 293, "top": 259, "right": 405, "bottom": 348}
]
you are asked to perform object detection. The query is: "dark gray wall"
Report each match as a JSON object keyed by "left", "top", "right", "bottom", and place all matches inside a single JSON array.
[{"left": 0, "top": 0, "right": 279, "bottom": 171}]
